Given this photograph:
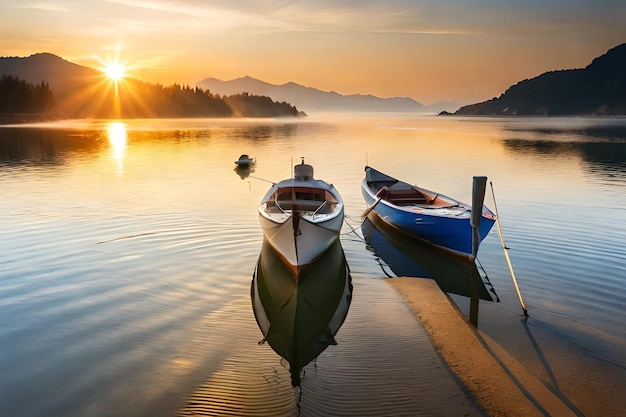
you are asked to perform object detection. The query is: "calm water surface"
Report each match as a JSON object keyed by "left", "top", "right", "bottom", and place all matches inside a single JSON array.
[{"left": 1, "top": 115, "right": 625, "bottom": 416}]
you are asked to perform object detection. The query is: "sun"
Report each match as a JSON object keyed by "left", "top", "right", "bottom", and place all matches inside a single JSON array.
[{"left": 103, "top": 62, "right": 126, "bottom": 81}]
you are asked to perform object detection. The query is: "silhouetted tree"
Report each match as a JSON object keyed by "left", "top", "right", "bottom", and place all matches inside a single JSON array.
[{"left": 0, "top": 75, "right": 55, "bottom": 113}]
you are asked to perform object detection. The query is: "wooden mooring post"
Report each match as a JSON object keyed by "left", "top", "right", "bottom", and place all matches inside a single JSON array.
[{"left": 469, "top": 176, "right": 488, "bottom": 327}]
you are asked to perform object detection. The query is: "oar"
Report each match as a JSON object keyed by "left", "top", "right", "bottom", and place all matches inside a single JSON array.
[
  {"left": 361, "top": 197, "right": 382, "bottom": 218},
  {"left": 489, "top": 181, "right": 528, "bottom": 318}
]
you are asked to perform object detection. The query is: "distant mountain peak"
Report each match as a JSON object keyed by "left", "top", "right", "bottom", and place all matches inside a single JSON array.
[
  {"left": 22, "top": 52, "right": 73, "bottom": 65},
  {"left": 194, "top": 76, "right": 456, "bottom": 113},
  {"left": 0, "top": 52, "right": 102, "bottom": 106},
  {"left": 29, "top": 52, "right": 61, "bottom": 58}
]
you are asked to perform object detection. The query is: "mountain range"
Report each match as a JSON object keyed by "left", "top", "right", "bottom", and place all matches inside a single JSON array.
[
  {"left": 0, "top": 53, "right": 456, "bottom": 116},
  {"left": 3, "top": 44, "right": 625, "bottom": 118},
  {"left": 451, "top": 43, "right": 626, "bottom": 116},
  {"left": 196, "top": 76, "right": 458, "bottom": 114}
]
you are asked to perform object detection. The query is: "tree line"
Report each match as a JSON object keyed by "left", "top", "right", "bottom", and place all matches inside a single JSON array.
[
  {"left": 0, "top": 75, "right": 55, "bottom": 113},
  {"left": 0, "top": 75, "right": 305, "bottom": 119}
]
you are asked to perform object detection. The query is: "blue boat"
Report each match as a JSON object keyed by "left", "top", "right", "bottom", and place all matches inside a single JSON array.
[{"left": 361, "top": 166, "right": 496, "bottom": 255}]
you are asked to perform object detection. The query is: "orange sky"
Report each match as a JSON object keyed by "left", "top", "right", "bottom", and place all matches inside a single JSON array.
[{"left": 1, "top": 1, "right": 625, "bottom": 105}]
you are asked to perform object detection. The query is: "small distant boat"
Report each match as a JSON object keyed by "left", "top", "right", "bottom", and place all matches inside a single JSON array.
[
  {"left": 258, "top": 158, "right": 344, "bottom": 271},
  {"left": 235, "top": 154, "right": 256, "bottom": 167},
  {"left": 361, "top": 166, "right": 496, "bottom": 255}
]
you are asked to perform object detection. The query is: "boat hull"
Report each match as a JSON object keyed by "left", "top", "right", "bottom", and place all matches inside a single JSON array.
[
  {"left": 361, "top": 169, "right": 495, "bottom": 255},
  {"left": 235, "top": 159, "right": 254, "bottom": 167},
  {"left": 258, "top": 208, "right": 344, "bottom": 269}
]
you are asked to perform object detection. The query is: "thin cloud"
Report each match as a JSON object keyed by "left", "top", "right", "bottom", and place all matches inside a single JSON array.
[
  {"left": 104, "top": 0, "right": 297, "bottom": 33},
  {"left": 6, "top": 1, "right": 71, "bottom": 11},
  {"left": 102, "top": 0, "right": 445, "bottom": 35}
]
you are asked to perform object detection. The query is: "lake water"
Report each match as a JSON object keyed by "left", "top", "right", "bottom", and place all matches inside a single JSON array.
[{"left": 1, "top": 114, "right": 625, "bottom": 416}]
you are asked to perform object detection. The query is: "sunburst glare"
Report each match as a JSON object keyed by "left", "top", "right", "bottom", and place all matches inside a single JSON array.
[
  {"left": 103, "top": 62, "right": 126, "bottom": 81},
  {"left": 97, "top": 52, "right": 129, "bottom": 83}
]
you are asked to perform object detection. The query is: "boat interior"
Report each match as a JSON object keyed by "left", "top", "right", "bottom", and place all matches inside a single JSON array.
[
  {"left": 373, "top": 183, "right": 450, "bottom": 207},
  {"left": 365, "top": 167, "right": 453, "bottom": 208},
  {"left": 264, "top": 187, "right": 338, "bottom": 215}
]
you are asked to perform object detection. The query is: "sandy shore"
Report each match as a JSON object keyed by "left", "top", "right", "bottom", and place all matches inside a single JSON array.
[{"left": 387, "top": 277, "right": 626, "bottom": 417}]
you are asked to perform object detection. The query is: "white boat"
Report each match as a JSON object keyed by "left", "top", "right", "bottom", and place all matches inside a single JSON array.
[
  {"left": 235, "top": 154, "right": 255, "bottom": 167},
  {"left": 258, "top": 158, "right": 344, "bottom": 272}
]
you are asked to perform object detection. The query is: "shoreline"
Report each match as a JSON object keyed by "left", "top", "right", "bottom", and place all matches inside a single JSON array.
[{"left": 386, "top": 277, "right": 582, "bottom": 417}]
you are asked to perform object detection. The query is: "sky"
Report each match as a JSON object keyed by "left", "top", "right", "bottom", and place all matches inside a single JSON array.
[{"left": 1, "top": 0, "right": 625, "bottom": 104}]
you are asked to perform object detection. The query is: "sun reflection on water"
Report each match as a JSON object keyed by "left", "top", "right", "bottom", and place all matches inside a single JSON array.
[{"left": 107, "top": 122, "right": 127, "bottom": 175}]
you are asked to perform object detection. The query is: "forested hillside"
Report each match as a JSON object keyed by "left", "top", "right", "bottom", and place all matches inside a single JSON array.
[
  {"left": 0, "top": 75, "right": 54, "bottom": 113},
  {"left": 452, "top": 43, "right": 626, "bottom": 116},
  {"left": 0, "top": 53, "right": 305, "bottom": 121}
]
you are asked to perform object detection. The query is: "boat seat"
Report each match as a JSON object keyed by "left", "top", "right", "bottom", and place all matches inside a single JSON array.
[
  {"left": 391, "top": 197, "right": 429, "bottom": 205},
  {"left": 387, "top": 191, "right": 425, "bottom": 198},
  {"left": 376, "top": 186, "right": 425, "bottom": 204},
  {"left": 277, "top": 199, "right": 324, "bottom": 212}
]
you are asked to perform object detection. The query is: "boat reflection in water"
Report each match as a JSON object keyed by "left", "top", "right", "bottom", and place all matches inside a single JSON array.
[
  {"left": 234, "top": 164, "right": 255, "bottom": 180},
  {"left": 251, "top": 238, "right": 352, "bottom": 386},
  {"left": 362, "top": 211, "right": 498, "bottom": 301}
]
